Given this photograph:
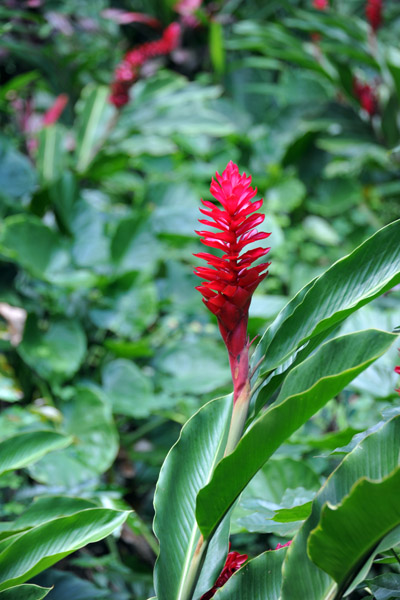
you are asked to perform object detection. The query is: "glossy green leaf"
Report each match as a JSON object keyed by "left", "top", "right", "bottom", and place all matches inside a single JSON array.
[
  {"left": 153, "top": 395, "right": 232, "bottom": 600},
  {"left": 281, "top": 415, "right": 400, "bottom": 600},
  {"left": 0, "top": 496, "right": 97, "bottom": 540},
  {"left": 213, "top": 547, "right": 286, "bottom": 600},
  {"left": 29, "top": 386, "right": 118, "bottom": 486},
  {"left": 0, "top": 216, "right": 69, "bottom": 280},
  {"left": 253, "top": 219, "right": 400, "bottom": 377},
  {"left": 196, "top": 329, "right": 397, "bottom": 539},
  {"left": 0, "top": 431, "right": 72, "bottom": 477},
  {"left": 0, "top": 584, "right": 50, "bottom": 600},
  {"left": 37, "top": 125, "right": 67, "bottom": 183},
  {"left": 308, "top": 467, "right": 400, "bottom": 592},
  {"left": 0, "top": 508, "right": 129, "bottom": 591},
  {"left": 75, "top": 85, "right": 113, "bottom": 173},
  {"left": 18, "top": 315, "right": 86, "bottom": 385}
]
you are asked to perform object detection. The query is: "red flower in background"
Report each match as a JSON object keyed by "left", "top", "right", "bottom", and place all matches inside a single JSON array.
[
  {"left": 109, "top": 22, "right": 181, "bottom": 108},
  {"left": 395, "top": 353, "right": 400, "bottom": 395},
  {"left": 194, "top": 161, "right": 270, "bottom": 402},
  {"left": 353, "top": 77, "right": 378, "bottom": 117},
  {"left": 42, "top": 93, "right": 68, "bottom": 126},
  {"left": 366, "top": 0, "right": 383, "bottom": 31},
  {"left": 275, "top": 541, "right": 292, "bottom": 550},
  {"left": 313, "top": 0, "right": 329, "bottom": 9},
  {"left": 200, "top": 548, "right": 248, "bottom": 599}
]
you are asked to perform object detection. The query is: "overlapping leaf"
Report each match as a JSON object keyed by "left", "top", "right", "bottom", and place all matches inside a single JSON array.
[
  {"left": 281, "top": 415, "right": 400, "bottom": 600},
  {"left": 153, "top": 395, "right": 232, "bottom": 600},
  {"left": 0, "top": 508, "right": 129, "bottom": 591},
  {"left": 196, "top": 329, "right": 397, "bottom": 539},
  {"left": 252, "top": 219, "right": 400, "bottom": 381}
]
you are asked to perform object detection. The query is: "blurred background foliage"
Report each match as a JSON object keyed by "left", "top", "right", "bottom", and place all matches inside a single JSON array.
[{"left": 0, "top": 0, "right": 399, "bottom": 598}]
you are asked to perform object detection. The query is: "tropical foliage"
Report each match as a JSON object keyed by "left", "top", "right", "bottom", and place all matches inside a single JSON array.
[{"left": 0, "top": 1, "right": 399, "bottom": 599}]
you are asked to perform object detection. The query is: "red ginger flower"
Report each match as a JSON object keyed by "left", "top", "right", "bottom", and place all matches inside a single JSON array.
[
  {"left": 366, "top": 0, "right": 383, "bottom": 32},
  {"left": 200, "top": 548, "right": 248, "bottom": 600},
  {"left": 194, "top": 162, "right": 270, "bottom": 401}
]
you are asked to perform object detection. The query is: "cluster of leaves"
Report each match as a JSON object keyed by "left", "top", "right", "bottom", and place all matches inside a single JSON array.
[{"left": 0, "top": 1, "right": 399, "bottom": 599}]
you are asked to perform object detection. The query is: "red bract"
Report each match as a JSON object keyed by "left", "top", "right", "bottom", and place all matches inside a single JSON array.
[
  {"left": 353, "top": 77, "right": 378, "bottom": 117},
  {"left": 200, "top": 549, "right": 248, "bottom": 600},
  {"left": 194, "top": 162, "right": 270, "bottom": 400},
  {"left": 366, "top": 0, "right": 383, "bottom": 31},
  {"left": 109, "top": 23, "right": 181, "bottom": 108}
]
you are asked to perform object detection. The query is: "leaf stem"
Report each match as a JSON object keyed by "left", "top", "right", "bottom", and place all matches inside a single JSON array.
[{"left": 391, "top": 548, "right": 400, "bottom": 567}]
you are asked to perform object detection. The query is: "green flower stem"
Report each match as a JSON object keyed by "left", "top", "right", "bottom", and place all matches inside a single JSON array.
[
  {"left": 224, "top": 379, "right": 251, "bottom": 456},
  {"left": 178, "top": 534, "right": 209, "bottom": 600}
]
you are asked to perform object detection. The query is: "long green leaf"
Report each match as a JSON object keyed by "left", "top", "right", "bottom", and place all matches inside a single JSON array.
[
  {"left": 37, "top": 125, "right": 67, "bottom": 183},
  {"left": 308, "top": 467, "right": 400, "bottom": 594},
  {"left": 196, "top": 329, "right": 397, "bottom": 539},
  {"left": 153, "top": 395, "right": 232, "bottom": 600},
  {"left": 281, "top": 415, "right": 400, "bottom": 600},
  {"left": 75, "top": 85, "right": 112, "bottom": 173},
  {"left": 0, "top": 584, "right": 50, "bottom": 600},
  {"left": 253, "top": 219, "right": 400, "bottom": 376},
  {"left": 213, "top": 547, "right": 287, "bottom": 600},
  {"left": 0, "top": 431, "right": 72, "bottom": 476},
  {"left": 0, "top": 508, "right": 129, "bottom": 591},
  {"left": 0, "top": 496, "right": 97, "bottom": 541}
]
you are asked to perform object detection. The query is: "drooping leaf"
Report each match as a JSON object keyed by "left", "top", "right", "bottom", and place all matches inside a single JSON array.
[
  {"left": 196, "top": 329, "right": 397, "bottom": 539},
  {"left": 0, "top": 431, "right": 72, "bottom": 477},
  {"left": 308, "top": 467, "right": 400, "bottom": 593},
  {"left": 281, "top": 416, "right": 400, "bottom": 600},
  {"left": 153, "top": 395, "right": 232, "bottom": 600},
  {"left": 0, "top": 496, "right": 97, "bottom": 540},
  {"left": 0, "top": 508, "right": 129, "bottom": 591},
  {"left": 0, "top": 584, "right": 51, "bottom": 600}
]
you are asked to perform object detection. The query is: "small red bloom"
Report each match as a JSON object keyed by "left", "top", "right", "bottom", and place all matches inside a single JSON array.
[
  {"left": 42, "top": 94, "right": 68, "bottom": 127},
  {"left": 353, "top": 77, "right": 378, "bottom": 117},
  {"left": 313, "top": 0, "right": 329, "bottom": 9},
  {"left": 275, "top": 540, "right": 292, "bottom": 550},
  {"left": 109, "top": 23, "right": 181, "bottom": 108},
  {"left": 194, "top": 162, "right": 270, "bottom": 400},
  {"left": 366, "top": 0, "right": 383, "bottom": 32},
  {"left": 200, "top": 549, "right": 248, "bottom": 600},
  {"left": 395, "top": 352, "right": 400, "bottom": 395}
]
